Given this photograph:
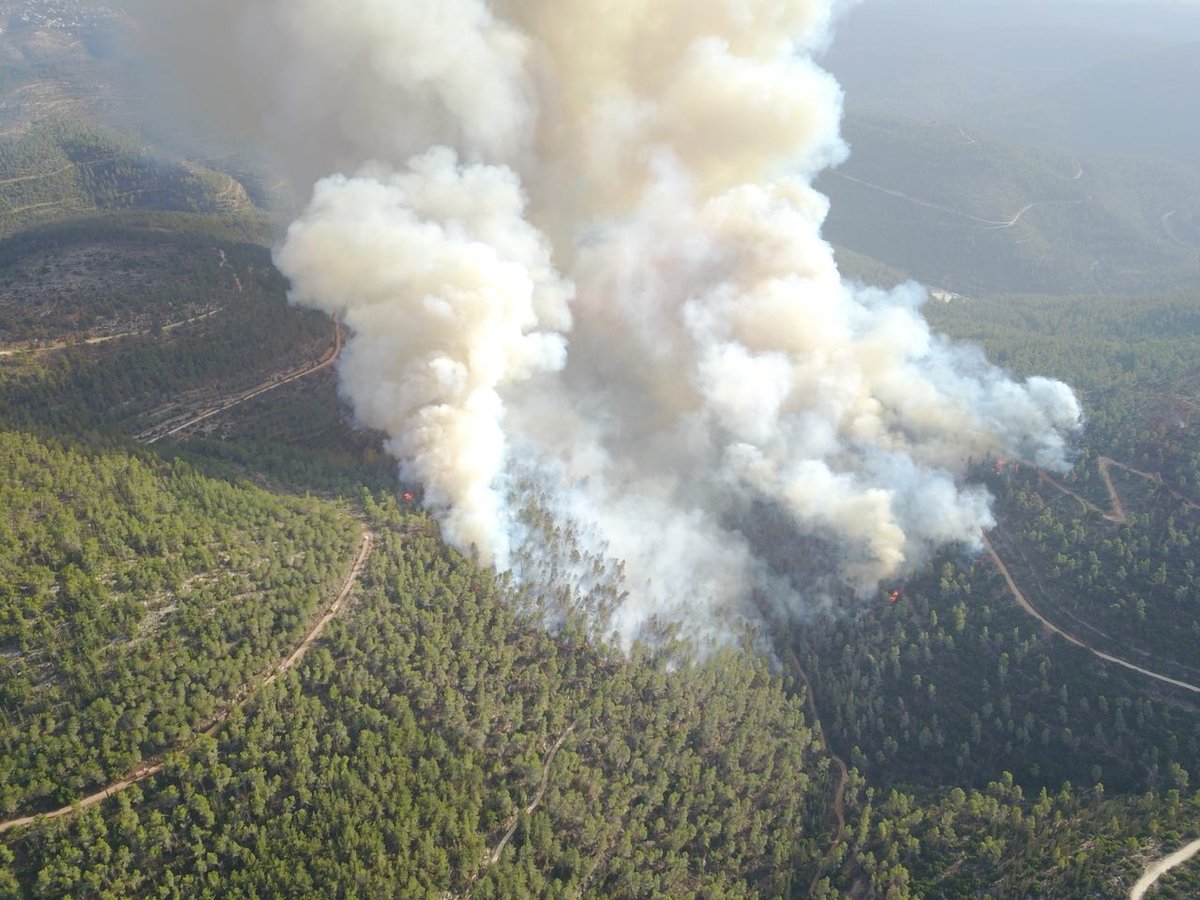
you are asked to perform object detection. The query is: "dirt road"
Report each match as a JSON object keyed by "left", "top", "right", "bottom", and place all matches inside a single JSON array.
[
  {"left": 1161, "top": 210, "right": 1193, "bottom": 250},
  {"left": 1037, "top": 455, "right": 1200, "bottom": 526},
  {"left": 1038, "top": 466, "right": 1124, "bottom": 523},
  {"left": 0, "top": 308, "right": 224, "bottom": 358},
  {"left": 0, "top": 763, "right": 167, "bottom": 835},
  {"left": 983, "top": 202, "right": 1038, "bottom": 230},
  {"left": 139, "top": 319, "right": 342, "bottom": 444},
  {"left": 1130, "top": 836, "right": 1200, "bottom": 899},
  {"left": 263, "top": 530, "right": 373, "bottom": 688},
  {"left": 830, "top": 172, "right": 1045, "bottom": 229},
  {"left": 486, "top": 720, "right": 578, "bottom": 867},
  {"left": 983, "top": 534, "right": 1200, "bottom": 696},
  {"left": 831, "top": 172, "right": 1019, "bottom": 227},
  {"left": 0, "top": 527, "right": 373, "bottom": 835}
]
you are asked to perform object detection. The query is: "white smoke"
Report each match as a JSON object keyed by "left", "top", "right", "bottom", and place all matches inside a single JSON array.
[
  {"left": 136, "top": 0, "right": 1081, "bottom": 642},
  {"left": 274, "top": 150, "right": 573, "bottom": 564}
]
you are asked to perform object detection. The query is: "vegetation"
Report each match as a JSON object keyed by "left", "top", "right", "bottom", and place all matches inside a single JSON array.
[
  {"left": 0, "top": 235, "right": 330, "bottom": 434},
  {"left": 0, "top": 121, "right": 256, "bottom": 238},
  {"left": 0, "top": 214, "right": 269, "bottom": 344},
  {"left": 819, "top": 112, "right": 1200, "bottom": 296},
  {"left": 823, "top": 768, "right": 1200, "bottom": 897},
  {"left": 0, "top": 8, "right": 1198, "bottom": 897},
  {"left": 0, "top": 430, "right": 359, "bottom": 816},
  {"left": 2, "top": 501, "right": 834, "bottom": 897},
  {"left": 799, "top": 546, "right": 1200, "bottom": 795}
]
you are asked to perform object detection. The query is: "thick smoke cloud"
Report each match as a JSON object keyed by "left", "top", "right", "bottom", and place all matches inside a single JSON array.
[
  {"left": 275, "top": 151, "right": 573, "bottom": 564},
  {"left": 137, "top": 0, "right": 1081, "bottom": 641}
]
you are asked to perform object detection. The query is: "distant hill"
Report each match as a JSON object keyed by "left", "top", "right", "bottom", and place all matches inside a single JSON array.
[
  {"left": 0, "top": 2, "right": 282, "bottom": 221},
  {"left": 965, "top": 42, "right": 1200, "bottom": 169},
  {"left": 823, "top": 6, "right": 1170, "bottom": 122},
  {"left": 0, "top": 121, "right": 259, "bottom": 237},
  {"left": 823, "top": 0, "right": 1200, "bottom": 172},
  {"left": 0, "top": 1, "right": 140, "bottom": 134},
  {"left": 818, "top": 112, "right": 1200, "bottom": 295}
]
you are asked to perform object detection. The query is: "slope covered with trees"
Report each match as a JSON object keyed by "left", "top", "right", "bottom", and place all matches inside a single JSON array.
[
  {"left": 0, "top": 430, "right": 360, "bottom": 817},
  {"left": 0, "top": 121, "right": 256, "bottom": 238},
  {"left": 818, "top": 113, "right": 1200, "bottom": 296},
  {"left": 2, "top": 4, "right": 1200, "bottom": 897},
  {"left": 3, "top": 499, "right": 836, "bottom": 898},
  {"left": 0, "top": 224, "right": 331, "bottom": 435}
]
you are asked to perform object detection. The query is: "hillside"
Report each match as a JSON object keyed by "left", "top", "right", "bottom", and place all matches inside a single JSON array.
[
  {"left": 0, "top": 431, "right": 360, "bottom": 817},
  {"left": 0, "top": 3, "right": 1199, "bottom": 898},
  {"left": 823, "top": 0, "right": 1200, "bottom": 171},
  {"left": 0, "top": 121, "right": 258, "bottom": 238},
  {"left": 1, "top": 212, "right": 1197, "bottom": 896},
  {"left": 0, "top": 217, "right": 332, "bottom": 435},
  {"left": 818, "top": 112, "right": 1200, "bottom": 296},
  {"left": 4, "top": 506, "right": 839, "bottom": 897},
  {"left": 959, "top": 43, "right": 1200, "bottom": 169},
  {"left": 0, "top": 1, "right": 137, "bottom": 135}
]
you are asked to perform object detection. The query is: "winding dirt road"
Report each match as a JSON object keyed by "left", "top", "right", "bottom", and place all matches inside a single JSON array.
[
  {"left": 1102, "top": 456, "right": 1200, "bottom": 514},
  {"left": 1161, "top": 210, "right": 1194, "bottom": 251},
  {"left": 831, "top": 172, "right": 1022, "bottom": 227},
  {"left": 1037, "top": 466, "right": 1124, "bottom": 523},
  {"left": 486, "top": 720, "right": 578, "bottom": 867},
  {"left": 138, "top": 318, "right": 343, "bottom": 444},
  {"left": 0, "top": 527, "right": 373, "bottom": 835},
  {"left": 0, "top": 155, "right": 125, "bottom": 190},
  {"left": 1003, "top": 456, "right": 1200, "bottom": 892},
  {"left": 263, "top": 530, "right": 373, "bottom": 688},
  {"left": 449, "top": 719, "right": 579, "bottom": 899},
  {"left": 0, "top": 308, "right": 225, "bottom": 358},
  {"left": 1038, "top": 456, "right": 1200, "bottom": 526},
  {"left": 983, "top": 533, "right": 1200, "bottom": 696},
  {"left": 982, "top": 202, "right": 1038, "bottom": 230},
  {"left": 830, "top": 172, "right": 1051, "bottom": 230},
  {"left": 1130, "top": 836, "right": 1200, "bottom": 899}
]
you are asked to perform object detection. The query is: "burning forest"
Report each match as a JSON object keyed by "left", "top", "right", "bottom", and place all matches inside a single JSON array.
[{"left": 137, "top": 0, "right": 1082, "bottom": 643}]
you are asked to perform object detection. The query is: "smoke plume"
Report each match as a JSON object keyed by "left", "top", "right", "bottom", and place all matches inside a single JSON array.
[{"left": 138, "top": 0, "right": 1081, "bottom": 641}]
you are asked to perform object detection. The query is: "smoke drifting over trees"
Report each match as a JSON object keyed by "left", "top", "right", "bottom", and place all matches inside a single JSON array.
[{"left": 136, "top": 0, "right": 1081, "bottom": 641}]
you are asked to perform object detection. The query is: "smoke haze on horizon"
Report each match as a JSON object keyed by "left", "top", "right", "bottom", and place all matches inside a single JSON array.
[{"left": 135, "top": 0, "right": 1082, "bottom": 643}]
